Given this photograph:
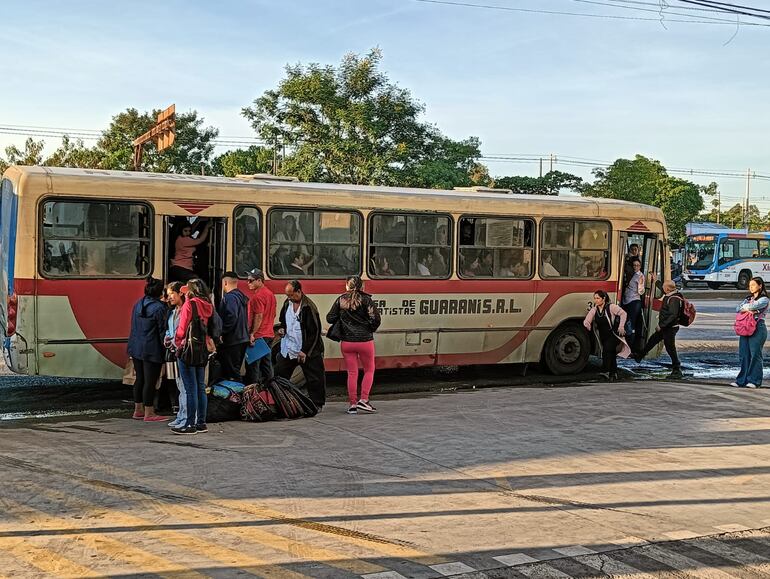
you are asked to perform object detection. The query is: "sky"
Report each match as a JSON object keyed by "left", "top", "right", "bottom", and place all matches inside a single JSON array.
[{"left": 1, "top": 0, "right": 769, "bottom": 211}]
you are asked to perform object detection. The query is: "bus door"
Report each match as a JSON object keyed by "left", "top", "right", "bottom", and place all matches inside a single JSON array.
[
  {"left": 618, "top": 232, "right": 664, "bottom": 353},
  {"left": 164, "top": 216, "right": 227, "bottom": 301}
]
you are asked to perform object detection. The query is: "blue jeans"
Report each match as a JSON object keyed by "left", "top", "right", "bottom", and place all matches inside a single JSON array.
[
  {"left": 178, "top": 359, "right": 207, "bottom": 427},
  {"left": 737, "top": 320, "right": 767, "bottom": 386},
  {"left": 622, "top": 300, "right": 642, "bottom": 344},
  {"left": 174, "top": 375, "right": 187, "bottom": 424}
]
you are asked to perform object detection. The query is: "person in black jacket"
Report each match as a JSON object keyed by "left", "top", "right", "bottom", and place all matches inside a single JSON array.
[
  {"left": 634, "top": 280, "right": 683, "bottom": 378},
  {"left": 216, "top": 271, "right": 250, "bottom": 381},
  {"left": 327, "top": 276, "right": 382, "bottom": 414},
  {"left": 276, "top": 280, "right": 326, "bottom": 409},
  {"left": 127, "top": 278, "right": 169, "bottom": 422}
]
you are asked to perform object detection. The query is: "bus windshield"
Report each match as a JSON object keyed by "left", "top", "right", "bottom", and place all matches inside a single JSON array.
[{"left": 685, "top": 236, "right": 716, "bottom": 270}]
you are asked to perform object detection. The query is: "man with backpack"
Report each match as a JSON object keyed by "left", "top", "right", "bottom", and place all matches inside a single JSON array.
[
  {"left": 634, "top": 280, "right": 685, "bottom": 379},
  {"left": 216, "top": 272, "right": 250, "bottom": 382}
]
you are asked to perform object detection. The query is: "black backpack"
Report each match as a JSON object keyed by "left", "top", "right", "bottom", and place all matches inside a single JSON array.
[{"left": 180, "top": 301, "right": 209, "bottom": 367}]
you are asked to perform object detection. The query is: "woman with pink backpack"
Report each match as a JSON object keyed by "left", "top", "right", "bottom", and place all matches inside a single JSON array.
[{"left": 732, "top": 277, "right": 769, "bottom": 389}]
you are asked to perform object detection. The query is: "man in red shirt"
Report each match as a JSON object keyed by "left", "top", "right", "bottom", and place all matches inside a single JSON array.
[{"left": 244, "top": 269, "right": 277, "bottom": 385}]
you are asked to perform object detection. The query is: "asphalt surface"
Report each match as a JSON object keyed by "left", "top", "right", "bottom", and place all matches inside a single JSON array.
[{"left": 3, "top": 379, "right": 770, "bottom": 578}]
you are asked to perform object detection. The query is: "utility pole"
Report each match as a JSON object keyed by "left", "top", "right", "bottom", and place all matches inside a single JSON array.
[
  {"left": 745, "top": 168, "right": 752, "bottom": 230},
  {"left": 549, "top": 153, "right": 554, "bottom": 173},
  {"left": 539, "top": 157, "right": 543, "bottom": 178},
  {"left": 717, "top": 188, "right": 721, "bottom": 224},
  {"left": 272, "top": 139, "right": 278, "bottom": 176}
]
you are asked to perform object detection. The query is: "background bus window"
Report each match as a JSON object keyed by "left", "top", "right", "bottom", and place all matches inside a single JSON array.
[
  {"left": 458, "top": 217, "right": 533, "bottom": 278},
  {"left": 41, "top": 200, "right": 151, "bottom": 278},
  {"left": 541, "top": 220, "right": 609, "bottom": 279},
  {"left": 719, "top": 238, "right": 759, "bottom": 265},
  {"left": 369, "top": 213, "right": 451, "bottom": 278},
  {"left": 268, "top": 209, "right": 361, "bottom": 277},
  {"left": 233, "top": 206, "right": 261, "bottom": 276}
]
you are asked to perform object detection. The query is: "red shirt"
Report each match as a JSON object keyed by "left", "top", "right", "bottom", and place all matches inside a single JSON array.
[{"left": 249, "top": 285, "right": 277, "bottom": 340}]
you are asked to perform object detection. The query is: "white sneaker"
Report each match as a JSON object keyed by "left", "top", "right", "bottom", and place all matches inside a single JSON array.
[
  {"left": 746, "top": 383, "right": 758, "bottom": 389},
  {"left": 730, "top": 382, "right": 740, "bottom": 388},
  {"left": 167, "top": 420, "right": 180, "bottom": 427}
]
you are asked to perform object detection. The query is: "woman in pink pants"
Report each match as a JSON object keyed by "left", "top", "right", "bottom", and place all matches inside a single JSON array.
[{"left": 326, "top": 276, "right": 382, "bottom": 414}]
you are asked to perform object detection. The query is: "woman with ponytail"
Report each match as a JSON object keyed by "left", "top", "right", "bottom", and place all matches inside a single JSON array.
[{"left": 326, "top": 276, "right": 382, "bottom": 414}]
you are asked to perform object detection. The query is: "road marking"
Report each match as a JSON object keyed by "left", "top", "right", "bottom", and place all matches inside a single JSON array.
[
  {"left": 715, "top": 524, "right": 752, "bottom": 533},
  {"left": 552, "top": 545, "right": 596, "bottom": 557},
  {"left": 94, "top": 463, "right": 449, "bottom": 566},
  {"left": 362, "top": 573, "right": 408, "bottom": 579},
  {"left": 663, "top": 530, "right": 700, "bottom": 540},
  {"left": 0, "top": 497, "right": 206, "bottom": 579},
  {"left": 494, "top": 476, "right": 513, "bottom": 491},
  {"left": 516, "top": 562, "right": 573, "bottom": 578},
  {"left": 643, "top": 544, "right": 737, "bottom": 579},
  {"left": 493, "top": 553, "right": 539, "bottom": 566},
  {"left": 25, "top": 484, "right": 310, "bottom": 579},
  {"left": 429, "top": 561, "right": 477, "bottom": 576},
  {"left": 578, "top": 554, "right": 657, "bottom": 579},
  {"left": 0, "top": 535, "right": 101, "bottom": 578},
  {"left": 690, "top": 536, "right": 770, "bottom": 570}
]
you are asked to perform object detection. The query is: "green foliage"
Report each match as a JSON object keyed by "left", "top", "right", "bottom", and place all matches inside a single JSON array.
[
  {"left": 582, "top": 155, "right": 704, "bottom": 244},
  {"left": 212, "top": 146, "right": 274, "bottom": 177},
  {"left": 243, "top": 49, "right": 484, "bottom": 187},
  {"left": 43, "top": 136, "right": 103, "bottom": 168},
  {"left": 4, "top": 138, "right": 45, "bottom": 167},
  {"left": 493, "top": 170, "right": 583, "bottom": 195}
]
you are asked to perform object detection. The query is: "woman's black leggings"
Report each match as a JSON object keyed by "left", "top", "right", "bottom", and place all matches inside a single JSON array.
[
  {"left": 601, "top": 336, "right": 618, "bottom": 374},
  {"left": 133, "top": 358, "right": 162, "bottom": 406}
]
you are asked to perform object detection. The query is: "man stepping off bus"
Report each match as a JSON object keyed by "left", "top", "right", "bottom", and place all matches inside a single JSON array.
[{"left": 634, "top": 280, "right": 683, "bottom": 379}]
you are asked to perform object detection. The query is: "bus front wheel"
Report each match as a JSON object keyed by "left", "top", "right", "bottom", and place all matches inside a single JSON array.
[
  {"left": 707, "top": 282, "right": 722, "bottom": 290},
  {"left": 543, "top": 322, "right": 590, "bottom": 375},
  {"left": 737, "top": 270, "right": 752, "bottom": 290}
]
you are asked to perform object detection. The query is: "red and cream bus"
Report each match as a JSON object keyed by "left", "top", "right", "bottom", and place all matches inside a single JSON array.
[{"left": 0, "top": 166, "right": 668, "bottom": 379}]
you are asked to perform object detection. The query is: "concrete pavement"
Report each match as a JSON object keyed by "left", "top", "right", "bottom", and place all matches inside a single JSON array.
[{"left": 2, "top": 378, "right": 770, "bottom": 577}]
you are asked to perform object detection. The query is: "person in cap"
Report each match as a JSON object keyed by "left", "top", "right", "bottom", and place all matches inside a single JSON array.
[
  {"left": 215, "top": 271, "right": 250, "bottom": 382},
  {"left": 245, "top": 269, "right": 277, "bottom": 384}
]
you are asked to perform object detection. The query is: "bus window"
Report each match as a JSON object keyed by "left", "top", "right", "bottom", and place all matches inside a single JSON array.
[
  {"left": 458, "top": 217, "right": 533, "bottom": 278},
  {"left": 268, "top": 209, "right": 361, "bottom": 278},
  {"left": 541, "top": 220, "right": 609, "bottom": 279},
  {"left": 233, "top": 206, "right": 261, "bottom": 276},
  {"left": 719, "top": 238, "right": 758, "bottom": 265},
  {"left": 41, "top": 200, "right": 151, "bottom": 278},
  {"left": 761, "top": 241, "right": 770, "bottom": 257},
  {"left": 368, "top": 213, "right": 451, "bottom": 278}
]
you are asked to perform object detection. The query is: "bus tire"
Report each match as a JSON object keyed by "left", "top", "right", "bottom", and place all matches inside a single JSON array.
[
  {"left": 707, "top": 282, "right": 722, "bottom": 290},
  {"left": 543, "top": 322, "right": 590, "bottom": 375},
  {"left": 737, "top": 270, "right": 752, "bottom": 290}
]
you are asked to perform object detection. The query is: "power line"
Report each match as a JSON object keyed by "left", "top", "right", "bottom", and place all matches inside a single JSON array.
[
  {"left": 411, "top": 0, "right": 770, "bottom": 25},
  {"left": 676, "top": 0, "right": 770, "bottom": 20}
]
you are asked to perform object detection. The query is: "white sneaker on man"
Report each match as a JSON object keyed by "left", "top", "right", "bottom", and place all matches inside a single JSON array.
[
  {"left": 730, "top": 382, "right": 741, "bottom": 388},
  {"left": 746, "top": 383, "right": 758, "bottom": 389}
]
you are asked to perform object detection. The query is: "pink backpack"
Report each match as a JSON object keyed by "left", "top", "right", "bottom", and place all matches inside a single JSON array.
[{"left": 734, "top": 311, "right": 757, "bottom": 337}]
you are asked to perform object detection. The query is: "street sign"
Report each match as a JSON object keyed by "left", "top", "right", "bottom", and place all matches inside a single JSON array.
[{"left": 132, "top": 104, "right": 176, "bottom": 170}]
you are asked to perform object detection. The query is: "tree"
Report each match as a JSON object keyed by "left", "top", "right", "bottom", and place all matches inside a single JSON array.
[
  {"left": 96, "top": 108, "right": 219, "bottom": 173},
  {"left": 3, "top": 138, "right": 46, "bottom": 171},
  {"left": 582, "top": 155, "right": 667, "bottom": 204},
  {"left": 43, "top": 136, "right": 103, "bottom": 169},
  {"left": 699, "top": 181, "right": 721, "bottom": 223},
  {"left": 582, "top": 155, "right": 703, "bottom": 244},
  {"left": 723, "top": 203, "right": 744, "bottom": 229},
  {"left": 242, "top": 49, "right": 483, "bottom": 188},
  {"left": 212, "top": 146, "right": 274, "bottom": 177},
  {"left": 493, "top": 170, "right": 583, "bottom": 195}
]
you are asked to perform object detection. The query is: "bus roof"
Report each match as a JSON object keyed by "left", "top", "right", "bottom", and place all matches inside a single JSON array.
[{"left": 4, "top": 165, "right": 665, "bottom": 222}]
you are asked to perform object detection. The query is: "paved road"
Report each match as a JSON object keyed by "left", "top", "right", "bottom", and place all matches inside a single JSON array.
[{"left": 2, "top": 379, "right": 770, "bottom": 577}]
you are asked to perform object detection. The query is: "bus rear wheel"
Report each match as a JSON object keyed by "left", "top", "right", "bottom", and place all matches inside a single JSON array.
[
  {"left": 707, "top": 282, "right": 722, "bottom": 290},
  {"left": 737, "top": 270, "right": 752, "bottom": 290},
  {"left": 543, "top": 322, "right": 590, "bottom": 375}
]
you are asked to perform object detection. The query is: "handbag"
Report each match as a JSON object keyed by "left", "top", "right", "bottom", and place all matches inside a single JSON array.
[
  {"left": 326, "top": 321, "right": 343, "bottom": 342},
  {"left": 734, "top": 310, "right": 757, "bottom": 337}
]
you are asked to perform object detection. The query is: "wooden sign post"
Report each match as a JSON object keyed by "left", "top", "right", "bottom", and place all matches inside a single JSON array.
[{"left": 132, "top": 104, "right": 176, "bottom": 171}]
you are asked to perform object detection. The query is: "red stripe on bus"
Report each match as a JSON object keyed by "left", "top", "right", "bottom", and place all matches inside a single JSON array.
[{"left": 13, "top": 277, "right": 617, "bottom": 370}]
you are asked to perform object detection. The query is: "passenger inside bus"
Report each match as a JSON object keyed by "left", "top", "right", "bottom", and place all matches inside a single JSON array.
[{"left": 169, "top": 219, "right": 211, "bottom": 283}]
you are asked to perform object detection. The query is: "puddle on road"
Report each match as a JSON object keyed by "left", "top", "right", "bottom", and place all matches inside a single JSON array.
[
  {"left": 621, "top": 354, "right": 770, "bottom": 381},
  {"left": 0, "top": 408, "right": 121, "bottom": 422}
]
